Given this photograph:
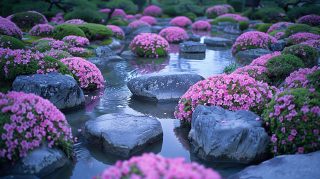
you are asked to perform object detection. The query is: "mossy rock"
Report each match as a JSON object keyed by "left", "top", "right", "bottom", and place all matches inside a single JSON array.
[
  {"left": 284, "top": 24, "right": 312, "bottom": 37},
  {"left": 42, "top": 56, "right": 73, "bottom": 77},
  {"left": 77, "top": 23, "right": 113, "bottom": 41},
  {"left": 52, "top": 24, "right": 86, "bottom": 40},
  {"left": 282, "top": 44, "right": 319, "bottom": 68},
  {"left": 239, "top": 21, "right": 249, "bottom": 31},
  {"left": 10, "top": 11, "right": 47, "bottom": 31},
  {"left": 108, "top": 19, "right": 128, "bottom": 26},
  {"left": 183, "top": 12, "right": 197, "bottom": 21},
  {"left": 0, "top": 35, "right": 25, "bottom": 49},
  {"left": 211, "top": 17, "right": 237, "bottom": 25},
  {"left": 255, "top": 23, "right": 272, "bottom": 33}
]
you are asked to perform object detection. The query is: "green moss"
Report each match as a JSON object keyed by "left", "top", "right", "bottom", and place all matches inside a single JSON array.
[
  {"left": 106, "top": 0, "right": 138, "bottom": 14},
  {"left": 223, "top": 63, "right": 239, "bottom": 74},
  {"left": 284, "top": 24, "right": 312, "bottom": 37},
  {"left": 22, "top": 35, "right": 42, "bottom": 46},
  {"left": 64, "top": 8, "right": 106, "bottom": 23},
  {"left": 183, "top": 12, "right": 197, "bottom": 21},
  {"left": 255, "top": 23, "right": 272, "bottom": 33},
  {"left": 10, "top": 11, "right": 47, "bottom": 31},
  {"left": 239, "top": 21, "right": 249, "bottom": 31},
  {"left": 42, "top": 56, "right": 73, "bottom": 77},
  {"left": 266, "top": 54, "right": 305, "bottom": 84},
  {"left": 0, "top": 35, "right": 25, "bottom": 49},
  {"left": 100, "top": 38, "right": 113, "bottom": 46},
  {"left": 108, "top": 19, "right": 128, "bottom": 26},
  {"left": 307, "top": 70, "right": 320, "bottom": 93},
  {"left": 251, "top": 7, "right": 286, "bottom": 23},
  {"left": 287, "top": 5, "right": 320, "bottom": 21},
  {"left": 134, "top": 46, "right": 167, "bottom": 58},
  {"left": 211, "top": 17, "right": 237, "bottom": 25},
  {"left": 282, "top": 44, "right": 319, "bottom": 68},
  {"left": 53, "top": 24, "right": 86, "bottom": 40},
  {"left": 77, "top": 23, "right": 113, "bottom": 41}
]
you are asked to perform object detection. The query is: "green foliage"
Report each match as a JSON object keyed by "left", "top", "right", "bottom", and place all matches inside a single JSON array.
[
  {"left": 64, "top": 8, "right": 106, "bottom": 23},
  {"left": 162, "top": 0, "right": 204, "bottom": 17},
  {"left": 53, "top": 24, "right": 86, "bottom": 40},
  {"left": 282, "top": 44, "right": 319, "bottom": 68},
  {"left": 211, "top": 17, "right": 237, "bottom": 25},
  {"left": 106, "top": 0, "right": 138, "bottom": 14},
  {"left": 108, "top": 18, "right": 129, "bottom": 26},
  {"left": 10, "top": 11, "right": 47, "bottom": 31},
  {"left": 42, "top": 56, "right": 73, "bottom": 76},
  {"left": 223, "top": 62, "right": 239, "bottom": 74},
  {"left": 255, "top": 23, "right": 272, "bottom": 33},
  {"left": 183, "top": 12, "right": 197, "bottom": 21},
  {"left": 266, "top": 54, "right": 305, "bottom": 83},
  {"left": 287, "top": 5, "right": 320, "bottom": 21},
  {"left": 307, "top": 70, "right": 320, "bottom": 93},
  {"left": 239, "top": 21, "right": 249, "bottom": 31},
  {"left": 284, "top": 24, "right": 312, "bottom": 37},
  {"left": 0, "top": 35, "right": 25, "bottom": 49},
  {"left": 227, "top": 0, "right": 243, "bottom": 12},
  {"left": 77, "top": 23, "right": 113, "bottom": 40},
  {"left": 250, "top": 7, "right": 287, "bottom": 23}
]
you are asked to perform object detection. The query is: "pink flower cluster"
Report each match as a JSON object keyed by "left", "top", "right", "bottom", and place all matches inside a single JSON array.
[
  {"left": 267, "top": 22, "right": 293, "bottom": 33},
  {"left": 140, "top": 16, "right": 157, "bottom": 25},
  {"left": 297, "top": 14, "right": 320, "bottom": 26},
  {"left": 206, "top": 4, "right": 233, "bottom": 18},
  {"left": 99, "top": 8, "right": 111, "bottom": 14},
  {"left": 62, "top": 35, "right": 90, "bottom": 47},
  {"left": 130, "top": 33, "right": 169, "bottom": 58},
  {"left": 0, "top": 17, "right": 22, "bottom": 39},
  {"left": 100, "top": 153, "right": 221, "bottom": 179},
  {"left": 232, "top": 65, "right": 270, "bottom": 82},
  {"left": 192, "top": 20, "right": 211, "bottom": 31},
  {"left": 250, "top": 51, "right": 282, "bottom": 66},
  {"left": 301, "top": 40, "right": 320, "bottom": 48},
  {"left": 175, "top": 74, "right": 274, "bottom": 121},
  {"left": 264, "top": 88, "right": 320, "bottom": 155},
  {"left": 106, "top": 25, "right": 125, "bottom": 39},
  {"left": 170, "top": 16, "right": 192, "bottom": 28},
  {"left": 232, "top": 31, "right": 277, "bottom": 54},
  {"left": 0, "top": 91, "right": 73, "bottom": 162},
  {"left": 159, "top": 27, "right": 189, "bottom": 43},
  {"left": 61, "top": 57, "right": 104, "bottom": 90},
  {"left": 68, "top": 47, "right": 91, "bottom": 57},
  {"left": 43, "top": 49, "right": 72, "bottom": 60},
  {"left": 143, "top": 5, "right": 162, "bottom": 17},
  {"left": 125, "top": 15, "right": 136, "bottom": 21},
  {"left": 111, "top": 9, "right": 126, "bottom": 18},
  {"left": 273, "top": 31, "right": 285, "bottom": 40},
  {"left": 29, "top": 24, "right": 54, "bottom": 37},
  {"left": 217, "top": 13, "right": 249, "bottom": 22},
  {"left": 284, "top": 66, "right": 319, "bottom": 89},
  {"left": 64, "top": 19, "right": 86, "bottom": 25},
  {"left": 288, "top": 32, "right": 320, "bottom": 45},
  {"left": 50, "top": 12, "right": 64, "bottom": 24},
  {"left": 128, "top": 20, "right": 151, "bottom": 29},
  {"left": 49, "top": 40, "right": 69, "bottom": 51}
]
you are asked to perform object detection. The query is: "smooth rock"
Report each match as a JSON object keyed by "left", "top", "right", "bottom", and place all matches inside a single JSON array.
[
  {"left": 188, "top": 34, "right": 201, "bottom": 42},
  {"left": 84, "top": 113, "right": 163, "bottom": 157},
  {"left": 229, "top": 151, "right": 320, "bottom": 179},
  {"left": 179, "top": 52, "right": 206, "bottom": 60},
  {"left": 120, "top": 50, "right": 137, "bottom": 60},
  {"left": 107, "top": 38, "right": 122, "bottom": 50},
  {"left": 204, "top": 37, "right": 233, "bottom": 47},
  {"left": 127, "top": 72, "right": 204, "bottom": 102},
  {"left": 179, "top": 41, "right": 206, "bottom": 53},
  {"left": 127, "top": 26, "right": 152, "bottom": 40},
  {"left": 6, "top": 146, "right": 69, "bottom": 177},
  {"left": 235, "top": 48, "right": 272, "bottom": 65},
  {"left": 270, "top": 40, "right": 286, "bottom": 51},
  {"left": 12, "top": 73, "right": 84, "bottom": 110},
  {"left": 189, "top": 105, "right": 269, "bottom": 163}
]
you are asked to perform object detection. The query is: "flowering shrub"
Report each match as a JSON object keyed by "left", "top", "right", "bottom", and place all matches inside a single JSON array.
[
  {"left": 140, "top": 16, "right": 157, "bottom": 25},
  {"left": 270, "top": 31, "right": 286, "bottom": 40},
  {"left": 143, "top": 5, "right": 162, "bottom": 17},
  {"left": 287, "top": 32, "right": 320, "bottom": 45},
  {"left": 0, "top": 35, "right": 25, "bottom": 49},
  {"left": 62, "top": 35, "right": 89, "bottom": 47},
  {"left": 217, "top": 13, "right": 249, "bottom": 22},
  {"left": 8, "top": 11, "right": 48, "bottom": 31},
  {"left": 106, "top": 25, "right": 125, "bottom": 39},
  {"left": 128, "top": 20, "right": 151, "bottom": 29},
  {"left": 250, "top": 51, "right": 281, "bottom": 67},
  {"left": 100, "top": 153, "right": 221, "bottom": 179},
  {"left": 170, "top": 16, "right": 192, "bottom": 28},
  {"left": 232, "top": 65, "right": 270, "bottom": 83},
  {"left": 284, "top": 24, "right": 313, "bottom": 37},
  {"left": 0, "top": 92, "right": 73, "bottom": 162},
  {"left": 192, "top": 20, "right": 211, "bottom": 31},
  {"left": 297, "top": 14, "right": 320, "bottom": 26},
  {"left": 130, "top": 33, "right": 169, "bottom": 58},
  {"left": 77, "top": 23, "right": 113, "bottom": 41},
  {"left": 232, "top": 31, "right": 277, "bottom": 54},
  {"left": 159, "top": 27, "right": 189, "bottom": 43},
  {"left": 284, "top": 66, "right": 320, "bottom": 91},
  {"left": 0, "top": 17, "right": 22, "bottom": 39},
  {"left": 111, "top": 9, "right": 126, "bottom": 18},
  {"left": 34, "top": 39, "right": 68, "bottom": 52},
  {"left": 64, "top": 19, "right": 86, "bottom": 25},
  {"left": 301, "top": 40, "right": 320, "bottom": 48},
  {"left": 67, "top": 47, "right": 93, "bottom": 58},
  {"left": 50, "top": 12, "right": 64, "bottom": 24},
  {"left": 125, "top": 15, "right": 135, "bottom": 21},
  {"left": 61, "top": 57, "right": 104, "bottom": 90},
  {"left": 282, "top": 44, "right": 318, "bottom": 67},
  {"left": 29, "top": 24, "right": 54, "bottom": 37},
  {"left": 266, "top": 54, "right": 305, "bottom": 83},
  {"left": 206, "top": 5, "right": 234, "bottom": 18},
  {"left": 267, "top": 22, "right": 293, "bottom": 33},
  {"left": 99, "top": 8, "right": 111, "bottom": 14},
  {"left": 43, "top": 49, "right": 72, "bottom": 60},
  {"left": 175, "top": 74, "right": 274, "bottom": 121},
  {"left": 263, "top": 88, "right": 320, "bottom": 155}
]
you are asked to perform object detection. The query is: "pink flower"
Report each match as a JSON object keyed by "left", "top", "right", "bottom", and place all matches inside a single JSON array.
[
  {"left": 206, "top": 4, "right": 234, "bottom": 18},
  {"left": 159, "top": 27, "right": 189, "bottom": 43},
  {"left": 128, "top": 20, "right": 151, "bottom": 29},
  {"left": 232, "top": 65, "right": 269, "bottom": 82},
  {"left": 288, "top": 32, "right": 320, "bottom": 45},
  {"left": 107, "top": 25, "right": 125, "bottom": 39},
  {"left": 64, "top": 19, "right": 86, "bottom": 25},
  {"left": 297, "top": 14, "right": 320, "bottom": 26},
  {"left": 250, "top": 52, "right": 281, "bottom": 66},
  {"left": 192, "top": 20, "right": 211, "bottom": 31},
  {"left": 50, "top": 12, "right": 64, "bottom": 24},
  {"left": 284, "top": 66, "right": 319, "bottom": 90},
  {"left": 170, "top": 16, "right": 192, "bottom": 28},
  {"left": 267, "top": 22, "right": 293, "bottom": 33},
  {"left": 143, "top": 5, "right": 162, "bottom": 17},
  {"left": 0, "top": 17, "right": 22, "bottom": 39},
  {"left": 301, "top": 40, "right": 320, "bottom": 48},
  {"left": 29, "top": 24, "right": 54, "bottom": 37},
  {"left": 111, "top": 9, "right": 126, "bottom": 18},
  {"left": 99, "top": 8, "right": 111, "bottom": 14},
  {"left": 140, "top": 16, "right": 157, "bottom": 25},
  {"left": 217, "top": 13, "right": 249, "bottom": 22},
  {"left": 62, "top": 35, "right": 90, "bottom": 47}
]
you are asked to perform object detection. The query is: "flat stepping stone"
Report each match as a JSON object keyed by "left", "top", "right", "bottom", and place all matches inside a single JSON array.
[
  {"left": 179, "top": 41, "right": 206, "bottom": 53},
  {"left": 235, "top": 48, "right": 272, "bottom": 65},
  {"left": 203, "top": 37, "right": 233, "bottom": 47}
]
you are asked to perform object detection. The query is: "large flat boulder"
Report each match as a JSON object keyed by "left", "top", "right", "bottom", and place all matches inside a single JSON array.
[
  {"left": 12, "top": 73, "right": 84, "bottom": 110},
  {"left": 127, "top": 72, "right": 204, "bottom": 102},
  {"left": 189, "top": 105, "right": 269, "bottom": 163},
  {"left": 235, "top": 48, "right": 272, "bottom": 65},
  {"left": 204, "top": 37, "right": 233, "bottom": 47},
  {"left": 229, "top": 151, "right": 320, "bottom": 179},
  {"left": 179, "top": 41, "right": 206, "bottom": 53},
  {"left": 84, "top": 113, "right": 163, "bottom": 157}
]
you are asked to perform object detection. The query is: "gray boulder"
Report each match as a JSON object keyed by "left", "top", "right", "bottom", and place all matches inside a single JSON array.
[
  {"left": 120, "top": 50, "right": 137, "bottom": 60},
  {"left": 179, "top": 41, "right": 206, "bottom": 53},
  {"left": 127, "top": 72, "right": 204, "bottom": 102},
  {"left": 12, "top": 73, "right": 84, "bottom": 110},
  {"left": 127, "top": 26, "right": 152, "bottom": 40},
  {"left": 179, "top": 52, "right": 206, "bottom": 60},
  {"left": 235, "top": 48, "right": 272, "bottom": 65},
  {"left": 6, "top": 146, "right": 69, "bottom": 177},
  {"left": 204, "top": 37, "right": 233, "bottom": 47},
  {"left": 189, "top": 105, "right": 269, "bottom": 163},
  {"left": 84, "top": 113, "right": 163, "bottom": 157},
  {"left": 270, "top": 40, "right": 286, "bottom": 51},
  {"left": 229, "top": 151, "right": 320, "bottom": 179},
  {"left": 188, "top": 34, "right": 201, "bottom": 42},
  {"left": 107, "top": 38, "right": 122, "bottom": 50}
]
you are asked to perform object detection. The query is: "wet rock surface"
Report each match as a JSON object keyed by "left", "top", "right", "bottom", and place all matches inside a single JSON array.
[
  {"left": 189, "top": 105, "right": 269, "bottom": 163},
  {"left": 204, "top": 37, "right": 233, "bottom": 47},
  {"left": 229, "top": 151, "right": 320, "bottom": 179},
  {"left": 179, "top": 41, "right": 206, "bottom": 53},
  {"left": 127, "top": 72, "right": 204, "bottom": 102},
  {"left": 12, "top": 73, "right": 84, "bottom": 110},
  {"left": 84, "top": 113, "right": 163, "bottom": 157},
  {"left": 235, "top": 48, "right": 272, "bottom": 65}
]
